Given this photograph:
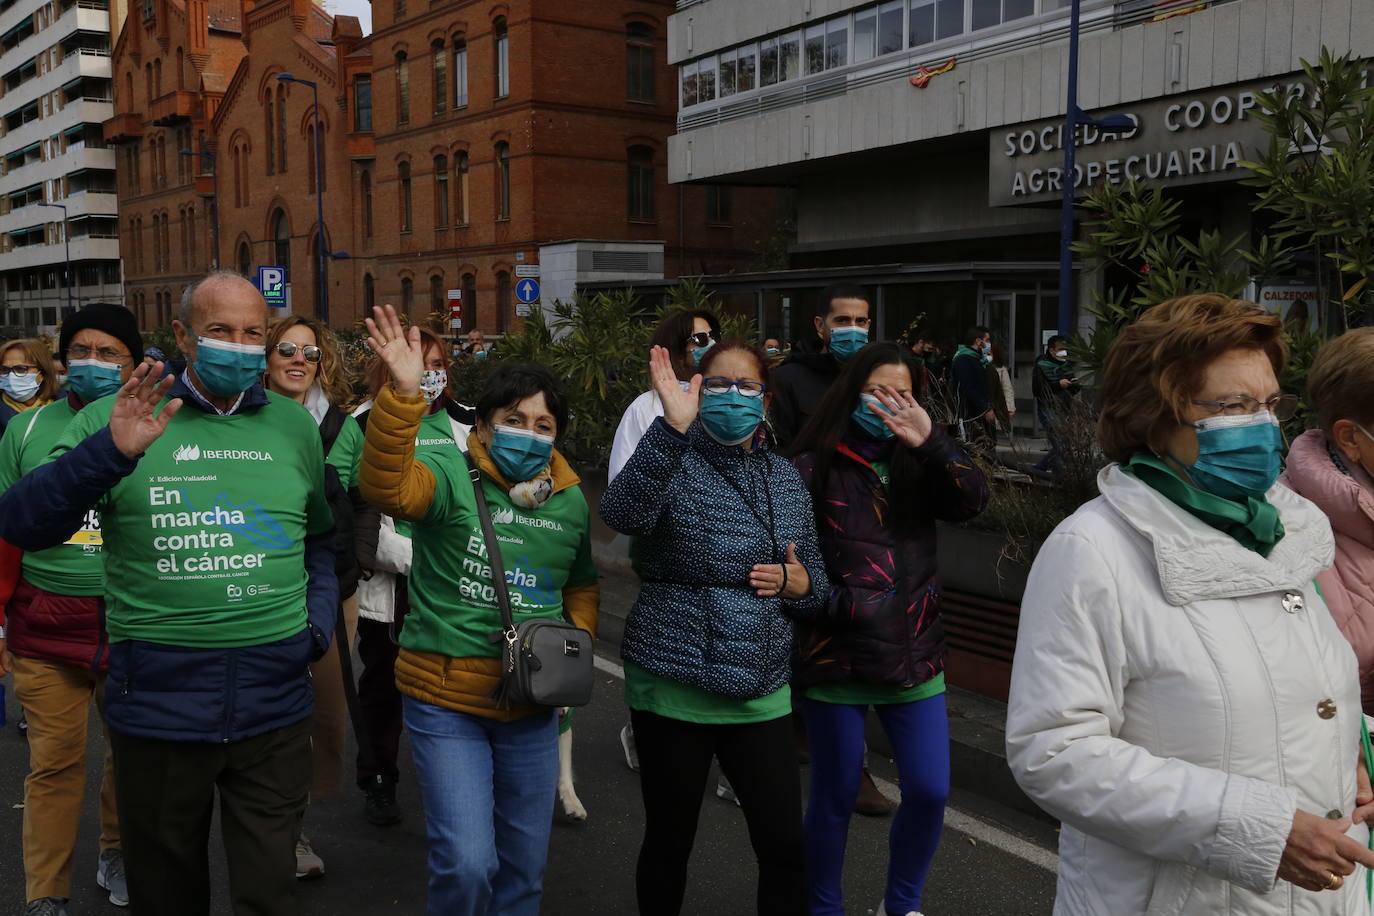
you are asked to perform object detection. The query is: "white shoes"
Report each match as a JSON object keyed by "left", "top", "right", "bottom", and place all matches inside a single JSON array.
[
  {"left": 619, "top": 723, "right": 639, "bottom": 772},
  {"left": 875, "top": 903, "right": 923, "bottom": 916}
]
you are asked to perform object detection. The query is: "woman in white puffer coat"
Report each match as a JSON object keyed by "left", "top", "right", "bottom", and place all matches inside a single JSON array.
[{"left": 1007, "top": 294, "right": 1374, "bottom": 916}]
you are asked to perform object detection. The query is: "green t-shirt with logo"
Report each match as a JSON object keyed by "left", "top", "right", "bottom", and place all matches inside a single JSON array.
[
  {"left": 401, "top": 448, "right": 597, "bottom": 661},
  {"left": 0, "top": 397, "right": 104, "bottom": 595},
  {"left": 325, "top": 415, "right": 363, "bottom": 490},
  {"left": 47, "top": 392, "right": 334, "bottom": 647}
]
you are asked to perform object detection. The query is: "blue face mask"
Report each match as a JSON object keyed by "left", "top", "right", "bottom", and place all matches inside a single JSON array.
[
  {"left": 0, "top": 372, "right": 41, "bottom": 402},
  {"left": 699, "top": 389, "right": 764, "bottom": 446},
  {"left": 489, "top": 426, "right": 555, "bottom": 482},
  {"left": 828, "top": 327, "right": 868, "bottom": 362},
  {"left": 66, "top": 358, "right": 124, "bottom": 402},
  {"left": 1186, "top": 411, "right": 1284, "bottom": 501},
  {"left": 851, "top": 393, "right": 895, "bottom": 440},
  {"left": 193, "top": 336, "right": 266, "bottom": 398}
]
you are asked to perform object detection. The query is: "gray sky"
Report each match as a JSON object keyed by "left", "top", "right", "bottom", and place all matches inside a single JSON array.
[{"left": 327, "top": 0, "right": 371, "bottom": 33}]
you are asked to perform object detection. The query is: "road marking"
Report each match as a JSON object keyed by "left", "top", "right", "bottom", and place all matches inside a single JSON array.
[{"left": 592, "top": 653, "right": 1057, "bottom": 874}]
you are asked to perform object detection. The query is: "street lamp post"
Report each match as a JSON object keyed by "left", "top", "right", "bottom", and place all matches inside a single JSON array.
[
  {"left": 276, "top": 73, "right": 328, "bottom": 325},
  {"left": 179, "top": 148, "right": 220, "bottom": 269},
  {"left": 37, "top": 201, "right": 73, "bottom": 313}
]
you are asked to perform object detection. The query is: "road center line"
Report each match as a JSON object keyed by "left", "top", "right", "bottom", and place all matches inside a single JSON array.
[{"left": 592, "top": 653, "right": 1057, "bottom": 874}]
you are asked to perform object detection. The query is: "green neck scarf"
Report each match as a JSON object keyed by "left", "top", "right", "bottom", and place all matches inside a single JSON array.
[
  {"left": 955, "top": 344, "right": 987, "bottom": 365},
  {"left": 1122, "top": 452, "right": 1285, "bottom": 557}
]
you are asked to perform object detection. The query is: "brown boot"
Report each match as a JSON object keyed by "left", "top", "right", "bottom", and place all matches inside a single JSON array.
[{"left": 853, "top": 767, "right": 896, "bottom": 817}]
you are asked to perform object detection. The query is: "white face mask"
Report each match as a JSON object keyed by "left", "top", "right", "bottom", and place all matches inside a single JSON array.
[
  {"left": 1054, "top": 350, "right": 1069, "bottom": 359},
  {"left": 419, "top": 369, "right": 447, "bottom": 404}
]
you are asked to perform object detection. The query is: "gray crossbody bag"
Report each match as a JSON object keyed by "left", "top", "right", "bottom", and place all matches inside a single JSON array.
[{"left": 464, "top": 454, "right": 594, "bottom": 708}]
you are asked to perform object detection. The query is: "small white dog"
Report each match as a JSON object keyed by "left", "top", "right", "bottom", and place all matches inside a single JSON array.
[{"left": 557, "top": 709, "right": 588, "bottom": 820}]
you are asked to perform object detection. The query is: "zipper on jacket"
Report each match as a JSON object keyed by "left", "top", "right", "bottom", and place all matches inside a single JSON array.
[{"left": 222, "top": 650, "right": 237, "bottom": 744}]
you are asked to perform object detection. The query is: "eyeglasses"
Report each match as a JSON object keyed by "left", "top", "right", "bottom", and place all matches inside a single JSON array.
[
  {"left": 686, "top": 332, "right": 716, "bottom": 349},
  {"left": 702, "top": 377, "right": 767, "bottom": 398},
  {"left": 1191, "top": 393, "right": 1298, "bottom": 422},
  {"left": 275, "top": 342, "right": 322, "bottom": 363},
  {"left": 67, "top": 345, "right": 130, "bottom": 363},
  {"left": 0, "top": 364, "right": 40, "bottom": 376}
]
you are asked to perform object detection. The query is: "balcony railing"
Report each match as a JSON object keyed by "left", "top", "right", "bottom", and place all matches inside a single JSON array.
[{"left": 148, "top": 89, "right": 196, "bottom": 125}]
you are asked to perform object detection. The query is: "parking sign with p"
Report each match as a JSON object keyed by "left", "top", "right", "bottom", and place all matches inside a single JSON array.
[{"left": 257, "top": 266, "right": 287, "bottom": 308}]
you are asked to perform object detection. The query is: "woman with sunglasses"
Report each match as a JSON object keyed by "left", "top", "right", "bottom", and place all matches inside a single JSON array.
[
  {"left": 602, "top": 340, "right": 828, "bottom": 916},
  {"left": 0, "top": 339, "right": 60, "bottom": 438},
  {"left": 262, "top": 314, "right": 361, "bottom": 879}
]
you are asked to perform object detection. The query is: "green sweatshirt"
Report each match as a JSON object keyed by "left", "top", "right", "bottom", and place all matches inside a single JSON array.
[
  {"left": 325, "top": 414, "right": 363, "bottom": 490},
  {"left": 0, "top": 397, "right": 104, "bottom": 595},
  {"left": 48, "top": 392, "right": 333, "bottom": 647}
]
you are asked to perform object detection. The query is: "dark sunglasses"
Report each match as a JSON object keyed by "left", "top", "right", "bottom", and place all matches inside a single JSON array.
[
  {"left": 686, "top": 332, "right": 716, "bottom": 349},
  {"left": 275, "top": 342, "right": 322, "bottom": 363}
]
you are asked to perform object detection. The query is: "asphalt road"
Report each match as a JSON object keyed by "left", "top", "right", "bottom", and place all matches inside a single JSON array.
[{"left": 0, "top": 611, "right": 1058, "bottom": 916}]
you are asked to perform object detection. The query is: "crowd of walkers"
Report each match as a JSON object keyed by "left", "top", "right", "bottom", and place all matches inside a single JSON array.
[{"left": 1, "top": 272, "right": 1373, "bottom": 916}]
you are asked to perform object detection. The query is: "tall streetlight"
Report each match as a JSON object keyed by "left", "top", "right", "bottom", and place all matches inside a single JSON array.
[
  {"left": 179, "top": 148, "right": 220, "bottom": 269},
  {"left": 37, "top": 201, "right": 73, "bottom": 313},
  {"left": 1058, "top": 0, "right": 1136, "bottom": 338},
  {"left": 276, "top": 72, "right": 328, "bottom": 325}
]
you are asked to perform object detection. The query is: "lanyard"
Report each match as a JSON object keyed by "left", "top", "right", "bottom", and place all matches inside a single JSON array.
[{"left": 699, "top": 449, "right": 780, "bottom": 564}]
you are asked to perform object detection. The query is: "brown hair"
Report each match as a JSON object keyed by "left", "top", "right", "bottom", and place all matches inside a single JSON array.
[
  {"left": 1097, "top": 294, "right": 1287, "bottom": 463},
  {"left": 1, "top": 338, "right": 61, "bottom": 402},
  {"left": 697, "top": 338, "right": 771, "bottom": 387},
  {"left": 264, "top": 315, "right": 354, "bottom": 408},
  {"left": 363, "top": 325, "right": 450, "bottom": 401},
  {"left": 1307, "top": 327, "right": 1374, "bottom": 435}
]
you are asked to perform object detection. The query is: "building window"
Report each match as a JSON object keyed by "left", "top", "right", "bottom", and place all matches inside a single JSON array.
[
  {"left": 175, "top": 47, "right": 184, "bottom": 88},
  {"left": 432, "top": 39, "right": 447, "bottom": 113},
  {"left": 401, "top": 277, "right": 414, "bottom": 316},
  {"left": 272, "top": 209, "right": 290, "bottom": 273},
  {"left": 154, "top": 59, "right": 162, "bottom": 96},
  {"left": 429, "top": 274, "right": 443, "bottom": 312},
  {"left": 455, "top": 152, "right": 469, "bottom": 224},
  {"left": 307, "top": 125, "right": 317, "bottom": 194},
  {"left": 353, "top": 75, "right": 372, "bottom": 131},
  {"left": 238, "top": 240, "right": 250, "bottom": 276},
  {"left": 910, "top": 0, "right": 964, "bottom": 46},
  {"left": 462, "top": 272, "right": 477, "bottom": 332},
  {"left": 361, "top": 169, "right": 373, "bottom": 238},
  {"left": 494, "top": 18, "right": 509, "bottom": 98},
  {"left": 496, "top": 270, "right": 511, "bottom": 332},
  {"left": 452, "top": 37, "right": 468, "bottom": 108},
  {"left": 395, "top": 52, "right": 409, "bottom": 126},
  {"left": 495, "top": 142, "right": 510, "bottom": 219},
  {"left": 316, "top": 120, "right": 326, "bottom": 192},
  {"left": 265, "top": 94, "right": 275, "bottom": 174},
  {"left": 277, "top": 85, "right": 288, "bottom": 171},
  {"left": 363, "top": 273, "right": 375, "bottom": 313},
  {"left": 626, "top": 23, "right": 654, "bottom": 101},
  {"left": 399, "top": 161, "right": 412, "bottom": 231},
  {"left": 706, "top": 185, "right": 731, "bottom": 224},
  {"left": 973, "top": 0, "right": 1035, "bottom": 30},
  {"left": 434, "top": 154, "right": 449, "bottom": 227},
  {"left": 627, "top": 146, "right": 655, "bottom": 221},
  {"left": 187, "top": 204, "right": 196, "bottom": 265}
]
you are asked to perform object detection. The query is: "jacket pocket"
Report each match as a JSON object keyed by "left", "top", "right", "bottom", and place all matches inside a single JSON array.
[{"left": 1144, "top": 860, "right": 1198, "bottom": 916}]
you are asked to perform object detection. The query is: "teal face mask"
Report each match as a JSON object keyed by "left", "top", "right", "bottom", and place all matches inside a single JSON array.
[
  {"left": 66, "top": 358, "right": 124, "bottom": 402},
  {"left": 699, "top": 389, "right": 764, "bottom": 446},
  {"left": 193, "top": 336, "right": 266, "bottom": 398},
  {"left": 851, "top": 393, "right": 895, "bottom": 440},
  {"left": 1186, "top": 411, "right": 1284, "bottom": 500},
  {"left": 691, "top": 341, "right": 716, "bottom": 367},
  {"left": 828, "top": 327, "right": 868, "bottom": 362},
  {"left": 490, "top": 426, "right": 555, "bottom": 482}
]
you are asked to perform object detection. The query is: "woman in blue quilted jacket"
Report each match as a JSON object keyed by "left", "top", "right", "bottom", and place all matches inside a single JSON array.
[
  {"left": 601, "top": 340, "right": 829, "bottom": 916},
  {"left": 788, "top": 342, "right": 989, "bottom": 916}
]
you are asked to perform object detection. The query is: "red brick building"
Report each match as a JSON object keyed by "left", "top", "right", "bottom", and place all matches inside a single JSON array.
[{"left": 107, "top": 0, "right": 784, "bottom": 334}]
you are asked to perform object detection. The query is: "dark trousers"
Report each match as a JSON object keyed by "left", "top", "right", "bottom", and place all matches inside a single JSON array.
[
  {"left": 356, "top": 617, "right": 404, "bottom": 787},
  {"left": 630, "top": 709, "right": 807, "bottom": 916},
  {"left": 109, "top": 717, "right": 311, "bottom": 916}
]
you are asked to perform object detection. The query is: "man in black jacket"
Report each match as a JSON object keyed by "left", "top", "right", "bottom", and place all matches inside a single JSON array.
[
  {"left": 951, "top": 325, "right": 995, "bottom": 446},
  {"left": 1032, "top": 336, "right": 1080, "bottom": 475},
  {"left": 770, "top": 285, "right": 871, "bottom": 448}
]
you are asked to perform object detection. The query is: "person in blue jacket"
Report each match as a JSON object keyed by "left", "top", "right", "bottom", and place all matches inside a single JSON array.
[
  {"left": 0, "top": 270, "right": 338, "bottom": 916},
  {"left": 601, "top": 340, "right": 829, "bottom": 916}
]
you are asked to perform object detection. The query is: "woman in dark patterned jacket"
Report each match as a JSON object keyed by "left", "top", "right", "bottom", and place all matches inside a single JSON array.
[
  {"left": 788, "top": 342, "right": 989, "bottom": 916},
  {"left": 601, "top": 340, "right": 829, "bottom": 916}
]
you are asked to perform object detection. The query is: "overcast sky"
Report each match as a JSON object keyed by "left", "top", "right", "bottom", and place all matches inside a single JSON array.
[{"left": 327, "top": 0, "right": 371, "bottom": 33}]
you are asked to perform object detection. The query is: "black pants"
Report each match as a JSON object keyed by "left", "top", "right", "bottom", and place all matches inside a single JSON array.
[
  {"left": 631, "top": 709, "right": 807, "bottom": 916},
  {"left": 109, "top": 716, "right": 310, "bottom": 916},
  {"left": 355, "top": 616, "right": 404, "bottom": 787}
]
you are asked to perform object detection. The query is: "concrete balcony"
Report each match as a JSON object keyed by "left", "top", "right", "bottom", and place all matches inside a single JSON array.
[
  {"left": 103, "top": 111, "right": 143, "bottom": 143},
  {"left": 149, "top": 89, "right": 198, "bottom": 126},
  {"left": 1, "top": 236, "right": 120, "bottom": 271}
]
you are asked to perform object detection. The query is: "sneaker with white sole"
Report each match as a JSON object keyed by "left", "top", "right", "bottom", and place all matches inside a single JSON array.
[
  {"left": 875, "top": 902, "right": 923, "bottom": 916},
  {"left": 714, "top": 776, "right": 742, "bottom": 807},
  {"left": 23, "top": 899, "right": 69, "bottom": 916},
  {"left": 619, "top": 723, "right": 639, "bottom": 772},
  {"left": 295, "top": 834, "right": 325, "bottom": 879},
  {"left": 96, "top": 848, "right": 129, "bottom": 907}
]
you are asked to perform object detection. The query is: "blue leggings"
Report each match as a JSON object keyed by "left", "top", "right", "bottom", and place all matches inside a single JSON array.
[{"left": 803, "top": 694, "right": 950, "bottom": 916}]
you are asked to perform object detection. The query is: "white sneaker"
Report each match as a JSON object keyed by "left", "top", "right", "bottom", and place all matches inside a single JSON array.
[
  {"left": 295, "top": 834, "right": 325, "bottom": 879},
  {"left": 619, "top": 723, "right": 640, "bottom": 772},
  {"left": 875, "top": 902, "right": 923, "bottom": 916}
]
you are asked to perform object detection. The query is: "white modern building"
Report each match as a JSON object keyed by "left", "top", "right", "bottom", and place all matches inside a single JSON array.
[{"left": 0, "top": 0, "right": 126, "bottom": 335}]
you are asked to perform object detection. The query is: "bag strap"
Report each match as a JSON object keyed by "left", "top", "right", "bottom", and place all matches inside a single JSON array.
[
  {"left": 461, "top": 451, "right": 516, "bottom": 640},
  {"left": 319, "top": 404, "right": 347, "bottom": 457}
]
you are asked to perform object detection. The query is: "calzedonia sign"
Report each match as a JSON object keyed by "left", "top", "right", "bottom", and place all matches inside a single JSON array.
[{"left": 987, "top": 74, "right": 1315, "bottom": 207}]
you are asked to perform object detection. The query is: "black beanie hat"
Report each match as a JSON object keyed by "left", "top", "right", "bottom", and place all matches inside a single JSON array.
[{"left": 58, "top": 303, "right": 143, "bottom": 365}]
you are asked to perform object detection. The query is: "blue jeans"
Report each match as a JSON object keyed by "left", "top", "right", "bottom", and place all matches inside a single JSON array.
[
  {"left": 803, "top": 694, "right": 950, "bottom": 916},
  {"left": 403, "top": 697, "right": 558, "bottom": 916}
]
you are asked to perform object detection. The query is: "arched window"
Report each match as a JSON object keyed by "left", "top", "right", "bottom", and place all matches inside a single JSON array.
[
  {"left": 317, "top": 119, "right": 326, "bottom": 192},
  {"left": 360, "top": 169, "right": 373, "bottom": 239},
  {"left": 307, "top": 124, "right": 316, "bottom": 193},
  {"left": 398, "top": 161, "right": 412, "bottom": 231},
  {"left": 493, "top": 18, "right": 509, "bottom": 98},
  {"left": 395, "top": 52, "right": 409, "bottom": 125},
  {"left": 272, "top": 209, "right": 291, "bottom": 274},
  {"left": 452, "top": 36, "right": 468, "bottom": 108},
  {"left": 431, "top": 39, "right": 446, "bottom": 113},
  {"left": 363, "top": 273, "right": 375, "bottom": 313},
  {"left": 401, "top": 277, "right": 414, "bottom": 317},
  {"left": 434, "top": 154, "right": 449, "bottom": 227},
  {"left": 495, "top": 270, "right": 511, "bottom": 333},
  {"left": 238, "top": 240, "right": 251, "bottom": 276},
  {"left": 124, "top": 72, "right": 133, "bottom": 108},
  {"left": 153, "top": 59, "right": 162, "bottom": 96},
  {"left": 144, "top": 63, "right": 152, "bottom": 101},
  {"left": 455, "top": 152, "right": 468, "bottom": 225},
  {"left": 429, "top": 274, "right": 443, "bottom": 312},
  {"left": 175, "top": 47, "right": 184, "bottom": 88},
  {"left": 276, "top": 84, "right": 288, "bottom": 171},
  {"left": 495, "top": 142, "right": 510, "bottom": 220},
  {"left": 265, "top": 94, "right": 275, "bottom": 174},
  {"left": 627, "top": 145, "right": 655, "bottom": 220},
  {"left": 626, "top": 23, "right": 655, "bottom": 101},
  {"left": 462, "top": 272, "right": 477, "bottom": 332}
]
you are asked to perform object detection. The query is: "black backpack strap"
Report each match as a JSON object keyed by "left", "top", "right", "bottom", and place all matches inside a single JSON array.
[{"left": 319, "top": 404, "right": 347, "bottom": 457}]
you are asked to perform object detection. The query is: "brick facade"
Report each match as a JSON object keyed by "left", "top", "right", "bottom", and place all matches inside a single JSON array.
[{"left": 107, "top": 0, "right": 784, "bottom": 335}]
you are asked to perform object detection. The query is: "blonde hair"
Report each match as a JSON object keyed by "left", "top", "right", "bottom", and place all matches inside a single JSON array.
[
  {"left": 264, "top": 315, "right": 354, "bottom": 408},
  {"left": 1307, "top": 327, "right": 1374, "bottom": 435},
  {"left": 1, "top": 338, "right": 61, "bottom": 402}
]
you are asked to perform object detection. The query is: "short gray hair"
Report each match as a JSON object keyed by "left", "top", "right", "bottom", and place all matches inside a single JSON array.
[{"left": 179, "top": 269, "right": 256, "bottom": 325}]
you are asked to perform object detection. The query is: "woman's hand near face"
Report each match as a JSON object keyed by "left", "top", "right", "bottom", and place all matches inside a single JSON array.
[
  {"left": 873, "top": 386, "right": 933, "bottom": 449},
  {"left": 364, "top": 304, "right": 424, "bottom": 398},
  {"left": 1278, "top": 809, "right": 1374, "bottom": 892},
  {"left": 651, "top": 345, "right": 700, "bottom": 434},
  {"left": 749, "top": 543, "right": 810, "bottom": 600}
]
